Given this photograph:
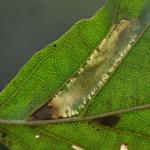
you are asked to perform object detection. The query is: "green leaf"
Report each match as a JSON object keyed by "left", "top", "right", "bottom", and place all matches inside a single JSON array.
[
  {"left": 0, "top": 0, "right": 150, "bottom": 149},
  {"left": 0, "top": 0, "right": 114, "bottom": 120}
]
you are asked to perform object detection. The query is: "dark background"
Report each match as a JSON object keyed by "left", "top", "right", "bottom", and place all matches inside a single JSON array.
[
  {"left": 0, "top": 0, "right": 106, "bottom": 92},
  {"left": 0, "top": 0, "right": 106, "bottom": 91},
  {"left": 0, "top": 0, "right": 106, "bottom": 148}
]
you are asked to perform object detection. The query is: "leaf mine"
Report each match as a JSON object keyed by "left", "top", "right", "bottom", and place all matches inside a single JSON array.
[{"left": 31, "top": 19, "right": 142, "bottom": 120}]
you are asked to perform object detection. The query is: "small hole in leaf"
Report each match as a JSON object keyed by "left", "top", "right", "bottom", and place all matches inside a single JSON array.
[{"left": 35, "top": 134, "right": 40, "bottom": 139}]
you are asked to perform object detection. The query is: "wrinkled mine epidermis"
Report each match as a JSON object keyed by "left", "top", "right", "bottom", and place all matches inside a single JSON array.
[{"left": 48, "top": 19, "right": 141, "bottom": 119}]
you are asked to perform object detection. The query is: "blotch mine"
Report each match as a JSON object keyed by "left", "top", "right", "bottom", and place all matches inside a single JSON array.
[{"left": 30, "top": 19, "right": 142, "bottom": 120}]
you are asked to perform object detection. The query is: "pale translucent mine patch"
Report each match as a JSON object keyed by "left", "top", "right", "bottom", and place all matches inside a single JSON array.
[{"left": 48, "top": 19, "right": 141, "bottom": 119}]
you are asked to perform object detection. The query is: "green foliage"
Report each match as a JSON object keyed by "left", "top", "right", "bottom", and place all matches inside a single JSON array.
[{"left": 0, "top": 0, "right": 150, "bottom": 149}]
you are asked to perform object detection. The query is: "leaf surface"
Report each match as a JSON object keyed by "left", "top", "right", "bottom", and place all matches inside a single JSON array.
[{"left": 0, "top": 0, "right": 150, "bottom": 149}]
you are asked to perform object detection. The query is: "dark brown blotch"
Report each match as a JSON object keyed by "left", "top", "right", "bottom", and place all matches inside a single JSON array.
[
  {"left": 29, "top": 103, "right": 53, "bottom": 120},
  {"left": 93, "top": 115, "right": 121, "bottom": 127}
]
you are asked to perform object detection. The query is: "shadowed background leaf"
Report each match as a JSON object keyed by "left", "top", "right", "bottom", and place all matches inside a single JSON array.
[{"left": 0, "top": 0, "right": 106, "bottom": 91}]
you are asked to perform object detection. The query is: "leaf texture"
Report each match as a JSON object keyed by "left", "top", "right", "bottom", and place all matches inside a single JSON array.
[{"left": 0, "top": 0, "right": 150, "bottom": 149}]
